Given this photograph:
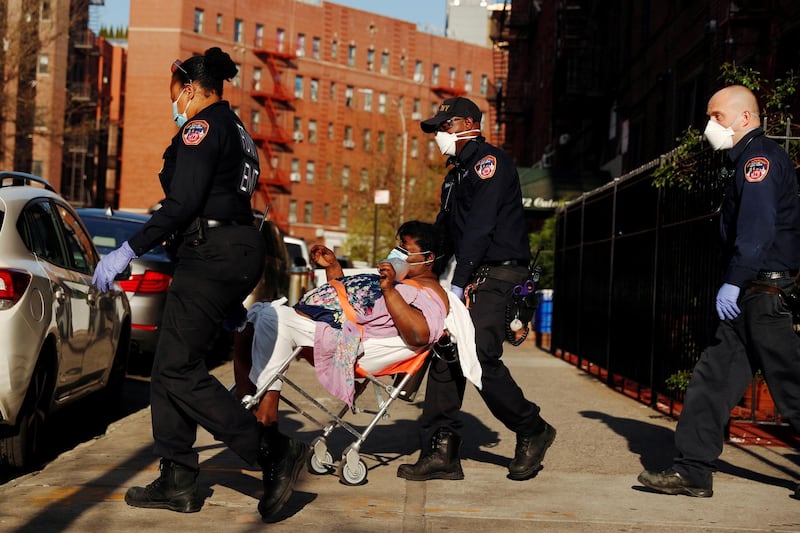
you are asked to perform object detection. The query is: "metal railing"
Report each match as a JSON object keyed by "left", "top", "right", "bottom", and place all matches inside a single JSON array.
[{"left": 550, "top": 147, "right": 784, "bottom": 419}]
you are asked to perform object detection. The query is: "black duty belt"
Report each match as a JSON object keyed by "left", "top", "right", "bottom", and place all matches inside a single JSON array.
[
  {"left": 483, "top": 259, "right": 528, "bottom": 267},
  {"left": 206, "top": 218, "right": 241, "bottom": 228},
  {"left": 756, "top": 270, "right": 797, "bottom": 281},
  {"left": 475, "top": 264, "right": 527, "bottom": 284}
]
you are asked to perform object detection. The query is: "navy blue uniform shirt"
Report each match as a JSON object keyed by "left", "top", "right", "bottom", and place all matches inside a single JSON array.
[
  {"left": 436, "top": 136, "right": 531, "bottom": 288},
  {"left": 128, "top": 101, "right": 258, "bottom": 256},
  {"left": 720, "top": 127, "right": 800, "bottom": 286}
]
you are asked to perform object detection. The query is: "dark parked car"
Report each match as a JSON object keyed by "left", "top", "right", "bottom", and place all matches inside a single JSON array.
[{"left": 76, "top": 208, "right": 173, "bottom": 372}]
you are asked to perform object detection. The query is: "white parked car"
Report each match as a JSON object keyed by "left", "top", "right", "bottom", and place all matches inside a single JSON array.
[{"left": 0, "top": 172, "right": 131, "bottom": 469}]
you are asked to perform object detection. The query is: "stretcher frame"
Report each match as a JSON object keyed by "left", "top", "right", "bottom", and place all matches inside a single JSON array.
[{"left": 240, "top": 345, "right": 432, "bottom": 485}]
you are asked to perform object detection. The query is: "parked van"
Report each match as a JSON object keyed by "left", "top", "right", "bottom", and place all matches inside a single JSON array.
[{"left": 283, "top": 235, "right": 315, "bottom": 305}]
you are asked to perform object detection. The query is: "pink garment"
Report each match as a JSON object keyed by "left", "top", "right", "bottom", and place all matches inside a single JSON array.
[{"left": 313, "top": 282, "right": 446, "bottom": 405}]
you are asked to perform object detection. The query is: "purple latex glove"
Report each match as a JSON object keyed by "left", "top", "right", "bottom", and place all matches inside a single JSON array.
[
  {"left": 450, "top": 284, "right": 464, "bottom": 301},
  {"left": 715, "top": 282, "right": 741, "bottom": 320},
  {"left": 92, "top": 241, "right": 137, "bottom": 292}
]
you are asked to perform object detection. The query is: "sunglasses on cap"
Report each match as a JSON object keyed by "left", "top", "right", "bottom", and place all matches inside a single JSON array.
[{"left": 171, "top": 59, "right": 192, "bottom": 82}]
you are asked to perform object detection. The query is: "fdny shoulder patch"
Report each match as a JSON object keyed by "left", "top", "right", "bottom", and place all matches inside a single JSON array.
[
  {"left": 744, "top": 157, "right": 769, "bottom": 183},
  {"left": 474, "top": 155, "right": 497, "bottom": 179},
  {"left": 182, "top": 120, "right": 210, "bottom": 146}
]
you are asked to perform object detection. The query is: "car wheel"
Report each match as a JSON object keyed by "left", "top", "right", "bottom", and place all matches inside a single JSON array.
[{"left": 0, "top": 357, "right": 51, "bottom": 469}]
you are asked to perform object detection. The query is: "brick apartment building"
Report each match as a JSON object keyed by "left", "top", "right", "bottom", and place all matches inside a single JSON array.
[{"left": 121, "top": 0, "right": 495, "bottom": 255}]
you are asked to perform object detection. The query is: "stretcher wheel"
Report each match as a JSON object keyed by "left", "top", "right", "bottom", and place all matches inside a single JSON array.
[
  {"left": 338, "top": 458, "right": 368, "bottom": 486},
  {"left": 308, "top": 450, "right": 334, "bottom": 475}
]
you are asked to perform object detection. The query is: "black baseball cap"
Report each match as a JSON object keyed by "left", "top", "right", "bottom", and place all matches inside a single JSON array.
[{"left": 420, "top": 97, "right": 483, "bottom": 133}]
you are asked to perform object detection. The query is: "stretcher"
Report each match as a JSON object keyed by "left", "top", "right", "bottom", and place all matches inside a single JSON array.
[{"left": 240, "top": 344, "right": 432, "bottom": 486}]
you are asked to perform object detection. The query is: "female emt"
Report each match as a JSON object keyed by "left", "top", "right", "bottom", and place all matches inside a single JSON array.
[{"left": 92, "top": 47, "right": 306, "bottom": 520}]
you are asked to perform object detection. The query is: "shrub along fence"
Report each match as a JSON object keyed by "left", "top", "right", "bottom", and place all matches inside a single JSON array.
[{"left": 552, "top": 147, "right": 782, "bottom": 424}]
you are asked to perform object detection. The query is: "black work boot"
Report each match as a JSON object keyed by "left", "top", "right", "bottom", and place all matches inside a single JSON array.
[
  {"left": 638, "top": 468, "right": 713, "bottom": 497},
  {"left": 508, "top": 421, "right": 556, "bottom": 480},
  {"left": 396, "top": 428, "right": 465, "bottom": 481},
  {"left": 124, "top": 459, "right": 202, "bottom": 513},
  {"left": 258, "top": 424, "right": 309, "bottom": 520}
]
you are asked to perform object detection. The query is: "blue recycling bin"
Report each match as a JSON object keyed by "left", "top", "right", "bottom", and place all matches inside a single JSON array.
[{"left": 534, "top": 289, "right": 553, "bottom": 333}]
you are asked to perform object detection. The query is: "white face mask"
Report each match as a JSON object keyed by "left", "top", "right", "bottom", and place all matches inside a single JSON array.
[
  {"left": 434, "top": 128, "right": 481, "bottom": 156},
  {"left": 172, "top": 88, "right": 191, "bottom": 128},
  {"left": 704, "top": 114, "right": 740, "bottom": 151}
]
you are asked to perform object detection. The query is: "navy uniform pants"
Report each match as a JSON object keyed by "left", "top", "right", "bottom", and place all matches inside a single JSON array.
[
  {"left": 674, "top": 278, "right": 800, "bottom": 484},
  {"left": 420, "top": 265, "right": 543, "bottom": 445},
  {"left": 150, "top": 224, "right": 265, "bottom": 470}
]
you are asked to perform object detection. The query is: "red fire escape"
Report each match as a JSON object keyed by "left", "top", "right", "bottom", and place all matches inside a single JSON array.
[{"left": 251, "top": 46, "right": 298, "bottom": 231}]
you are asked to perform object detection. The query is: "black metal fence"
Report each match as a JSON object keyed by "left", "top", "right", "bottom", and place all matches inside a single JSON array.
[{"left": 552, "top": 147, "right": 742, "bottom": 414}]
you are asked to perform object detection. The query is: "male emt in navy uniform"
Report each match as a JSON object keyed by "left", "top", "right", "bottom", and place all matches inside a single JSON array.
[
  {"left": 397, "top": 97, "right": 556, "bottom": 482},
  {"left": 639, "top": 85, "right": 800, "bottom": 499},
  {"left": 92, "top": 48, "right": 307, "bottom": 519}
]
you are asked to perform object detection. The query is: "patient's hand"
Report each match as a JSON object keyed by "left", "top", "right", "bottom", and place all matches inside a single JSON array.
[{"left": 311, "top": 245, "right": 337, "bottom": 268}]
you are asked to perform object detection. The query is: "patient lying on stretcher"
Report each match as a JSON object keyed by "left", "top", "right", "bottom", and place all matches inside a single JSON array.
[{"left": 232, "top": 221, "right": 452, "bottom": 427}]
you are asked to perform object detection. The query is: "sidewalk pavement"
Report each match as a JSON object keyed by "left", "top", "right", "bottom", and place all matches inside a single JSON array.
[{"left": 1, "top": 341, "right": 799, "bottom": 532}]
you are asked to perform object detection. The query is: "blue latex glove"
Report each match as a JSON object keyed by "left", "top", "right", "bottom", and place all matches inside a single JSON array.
[
  {"left": 93, "top": 241, "right": 137, "bottom": 292},
  {"left": 715, "top": 283, "right": 741, "bottom": 320},
  {"left": 450, "top": 284, "right": 464, "bottom": 301}
]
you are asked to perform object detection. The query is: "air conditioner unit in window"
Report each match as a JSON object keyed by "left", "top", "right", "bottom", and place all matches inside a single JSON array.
[
  {"left": 293, "top": 132, "right": 304, "bottom": 142},
  {"left": 413, "top": 73, "right": 424, "bottom": 83},
  {"left": 343, "top": 140, "right": 355, "bottom": 149},
  {"left": 411, "top": 112, "right": 422, "bottom": 120},
  {"left": 290, "top": 172, "right": 302, "bottom": 182}
]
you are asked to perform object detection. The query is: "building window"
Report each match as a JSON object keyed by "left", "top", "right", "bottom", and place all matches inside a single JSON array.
[
  {"left": 343, "top": 126, "right": 354, "bottom": 149},
  {"left": 465, "top": 70, "right": 473, "bottom": 92},
  {"left": 310, "top": 78, "right": 319, "bottom": 101},
  {"left": 325, "top": 163, "right": 332, "bottom": 181},
  {"left": 294, "top": 75, "right": 304, "bottom": 99},
  {"left": 41, "top": 1, "right": 52, "bottom": 20},
  {"left": 37, "top": 54, "right": 49, "bottom": 75},
  {"left": 331, "top": 39, "right": 338, "bottom": 59},
  {"left": 480, "top": 74, "right": 488, "bottom": 95},
  {"left": 329, "top": 82, "right": 336, "bottom": 100},
  {"left": 291, "top": 158, "right": 300, "bottom": 176},
  {"left": 380, "top": 51, "right": 389, "bottom": 74},
  {"left": 413, "top": 98, "right": 420, "bottom": 117},
  {"left": 400, "top": 54, "right": 406, "bottom": 73},
  {"left": 414, "top": 60, "right": 423, "bottom": 82},
  {"left": 308, "top": 120, "right": 317, "bottom": 143},
  {"left": 378, "top": 92, "right": 387, "bottom": 114},
  {"left": 411, "top": 136, "right": 418, "bottom": 158},
  {"left": 328, "top": 122, "right": 334, "bottom": 140},
  {"left": 449, "top": 67, "right": 456, "bottom": 88},
  {"left": 276, "top": 28, "right": 285, "bottom": 52},
  {"left": 366, "top": 48, "right": 375, "bottom": 71},
  {"left": 252, "top": 67, "right": 262, "bottom": 91},
  {"left": 377, "top": 131, "right": 385, "bottom": 153},
  {"left": 216, "top": 13, "right": 223, "bottom": 33},
  {"left": 312, "top": 37, "right": 321, "bottom": 59},
  {"left": 304, "top": 201, "right": 312, "bottom": 223},
  {"left": 232, "top": 64, "right": 241, "bottom": 87},
  {"left": 359, "top": 169, "right": 369, "bottom": 191},
  {"left": 306, "top": 161, "right": 315, "bottom": 184},
  {"left": 345, "top": 86, "right": 354, "bottom": 108},
  {"left": 342, "top": 165, "right": 350, "bottom": 187},
  {"left": 293, "top": 117, "right": 302, "bottom": 136},
  {"left": 288, "top": 200, "right": 298, "bottom": 224},
  {"left": 363, "top": 129, "right": 371, "bottom": 151},
  {"left": 251, "top": 110, "right": 261, "bottom": 134},
  {"left": 428, "top": 140, "right": 436, "bottom": 161},
  {"left": 194, "top": 8, "right": 204, "bottom": 33},
  {"left": 234, "top": 18, "right": 243, "bottom": 43},
  {"left": 347, "top": 44, "right": 356, "bottom": 67},
  {"left": 339, "top": 204, "right": 347, "bottom": 227},
  {"left": 324, "top": 203, "right": 330, "bottom": 221},
  {"left": 296, "top": 33, "right": 305, "bottom": 56},
  {"left": 431, "top": 64, "right": 439, "bottom": 85},
  {"left": 255, "top": 23, "right": 264, "bottom": 47},
  {"left": 32, "top": 160, "right": 43, "bottom": 177},
  {"left": 363, "top": 90, "right": 372, "bottom": 111}
]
